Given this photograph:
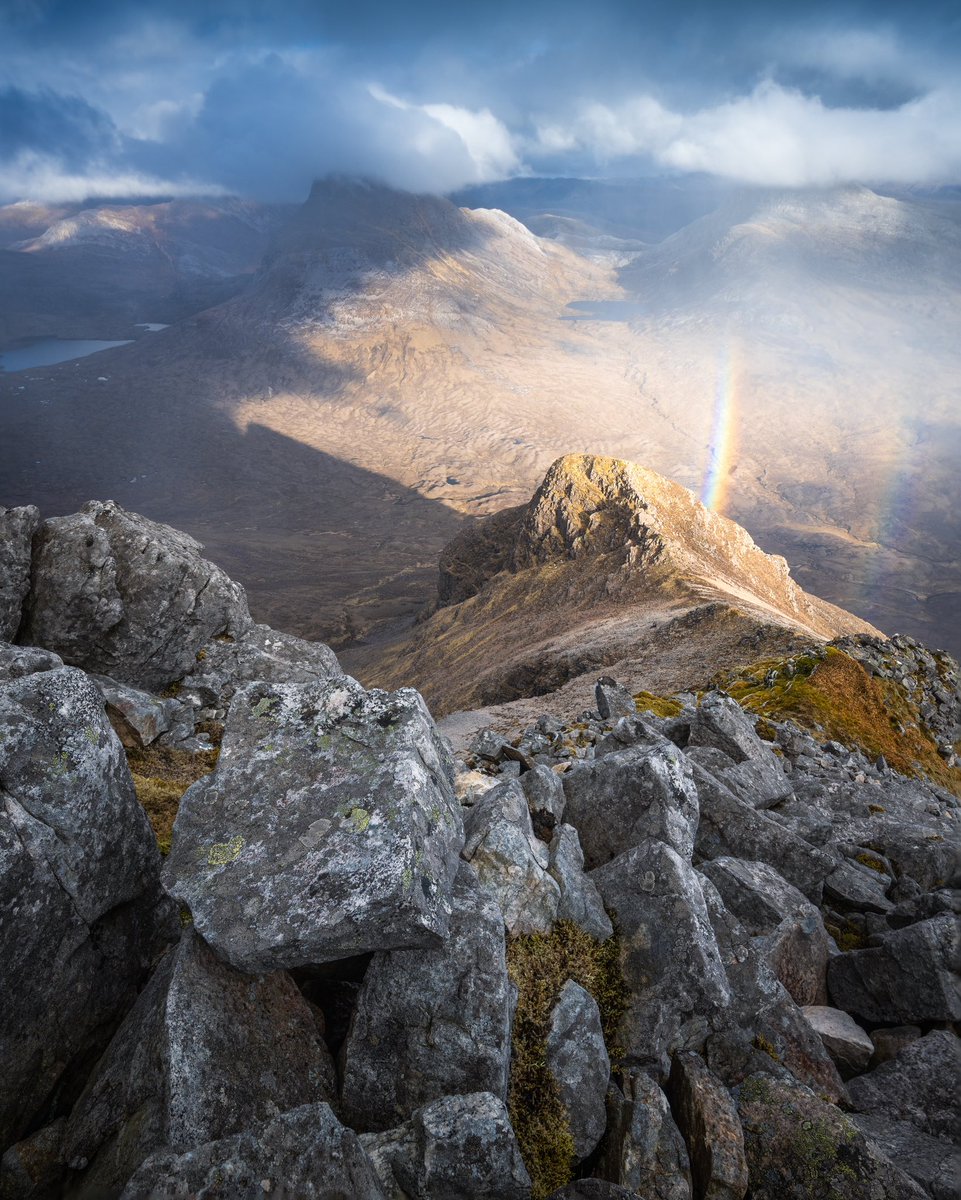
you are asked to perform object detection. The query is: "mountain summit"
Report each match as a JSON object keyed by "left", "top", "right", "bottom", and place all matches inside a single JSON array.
[{"left": 356, "top": 454, "right": 880, "bottom": 716}]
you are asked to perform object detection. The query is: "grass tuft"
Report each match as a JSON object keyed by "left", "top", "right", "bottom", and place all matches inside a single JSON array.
[{"left": 126, "top": 741, "right": 219, "bottom": 854}]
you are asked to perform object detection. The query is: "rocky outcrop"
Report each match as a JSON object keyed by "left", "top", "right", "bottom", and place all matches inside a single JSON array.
[
  {"left": 164, "top": 675, "right": 464, "bottom": 971},
  {"left": 0, "top": 656, "right": 175, "bottom": 1150},
  {"left": 0, "top": 506, "right": 38, "bottom": 640}
]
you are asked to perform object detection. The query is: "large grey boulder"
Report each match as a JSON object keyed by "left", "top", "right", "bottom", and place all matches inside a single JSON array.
[
  {"left": 165, "top": 675, "right": 464, "bottom": 971},
  {"left": 667, "top": 1053, "right": 748, "bottom": 1200},
  {"left": 548, "top": 824, "right": 614, "bottom": 942},
  {"left": 845, "top": 1030, "right": 961, "bottom": 1142},
  {"left": 736, "top": 1074, "right": 928, "bottom": 1200},
  {"left": 801, "top": 1007, "right": 874, "bottom": 1075},
  {"left": 20, "top": 501, "right": 252, "bottom": 692},
  {"left": 0, "top": 506, "right": 39, "bottom": 640},
  {"left": 120, "top": 1104, "right": 386, "bottom": 1200},
  {"left": 693, "top": 764, "right": 837, "bottom": 902},
  {"left": 521, "top": 763, "right": 566, "bottom": 839},
  {"left": 826, "top": 914, "right": 961, "bottom": 1024},
  {"left": 687, "top": 692, "right": 771, "bottom": 763},
  {"left": 63, "top": 928, "right": 337, "bottom": 1199},
  {"left": 0, "top": 664, "right": 174, "bottom": 1151},
  {"left": 595, "top": 677, "right": 637, "bottom": 721},
  {"left": 340, "top": 863, "right": 513, "bottom": 1133},
  {"left": 462, "top": 779, "right": 560, "bottom": 935},
  {"left": 597, "top": 1072, "right": 691, "bottom": 1200},
  {"left": 359, "top": 1093, "right": 531, "bottom": 1200},
  {"left": 851, "top": 1114, "right": 961, "bottom": 1200},
  {"left": 176, "top": 623, "right": 341, "bottom": 706},
  {"left": 562, "top": 743, "right": 699, "bottom": 868},
  {"left": 589, "top": 840, "right": 731, "bottom": 1073},
  {"left": 546, "top": 981, "right": 610, "bottom": 1161}
]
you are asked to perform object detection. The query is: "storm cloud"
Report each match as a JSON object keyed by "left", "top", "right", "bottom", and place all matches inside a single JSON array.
[{"left": 0, "top": 0, "right": 958, "bottom": 201}]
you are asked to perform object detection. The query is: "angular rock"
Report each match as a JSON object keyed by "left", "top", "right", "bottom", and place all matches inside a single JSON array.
[
  {"left": 0, "top": 643, "right": 63, "bottom": 683},
  {"left": 823, "top": 859, "right": 893, "bottom": 914},
  {"left": 845, "top": 1030, "right": 961, "bottom": 1142},
  {"left": 589, "top": 840, "right": 731, "bottom": 1073},
  {"left": 851, "top": 1114, "right": 961, "bottom": 1200},
  {"left": 360, "top": 1093, "right": 531, "bottom": 1200},
  {"left": 762, "top": 914, "right": 830, "bottom": 1007},
  {"left": 462, "top": 779, "right": 559, "bottom": 935},
  {"left": 176, "top": 623, "right": 341, "bottom": 706},
  {"left": 522, "top": 763, "right": 566, "bottom": 839},
  {"left": 595, "top": 677, "right": 637, "bottom": 721},
  {"left": 120, "top": 1104, "right": 386, "bottom": 1200},
  {"left": 688, "top": 692, "right": 770, "bottom": 764},
  {"left": 718, "top": 755, "right": 793, "bottom": 809},
  {"left": 63, "top": 927, "right": 336, "bottom": 1199},
  {"left": 826, "top": 914, "right": 961, "bottom": 1024},
  {"left": 546, "top": 980, "right": 610, "bottom": 1161},
  {"left": 0, "top": 506, "right": 39, "bottom": 641},
  {"left": 597, "top": 1072, "right": 692, "bottom": 1200},
  {"left": 165, "top": 675, "right": 464, "bottom": 971},
  {"left": 693, "top": 764, "right": 836, "bottom": 902},
  {"left": 736, "top": 1073, "right": 929, "bottom": 1200},
  {"left": 0, "top": 665, "right": 173, "bottom": 1150},
  {"left": 548, "top": 824, "right": 614, "bottom": 942},
  {"left": 699, "top": 876, "right": 845, "bottom": 1103},
  {"left": 563, "top": 743, "right": 699, "bottom": 868},
  {"left": 90, "top": 674, "right": 178, "bottom": 748},
  {"left": 667, "top": 1052, "right": 748, "bottom": 1200},
  {"left": 340, "top": 863, "right": 512, "bottom": 1133},
  {"left": 20, "top": 500, "right": 252, "bottom": 692},
  {"left": 801, "top": 1007, "right": 874, "bottom": 1074}
]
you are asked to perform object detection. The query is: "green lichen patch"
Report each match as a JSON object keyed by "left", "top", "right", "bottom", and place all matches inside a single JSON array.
[
  {"left": 346, "top": 806, "right": 372, "bottom": 833},
  {"left": 251, "top": 695, "right": 278, "bottom": 718},
  {"left": 207, "top": 835, "right": 245, "bottom": 866},
  {"left": 506, "top": 921, "right": 627, "bottom": 1199}
]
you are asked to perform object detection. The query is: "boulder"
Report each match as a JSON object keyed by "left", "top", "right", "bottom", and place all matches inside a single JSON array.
[
  {"left": 360, "top": 1093, "right": 531, "bottom": 1200},
  {"left": 736, "top": 1073, "right": 928, "bottom": 1200},
  {"left": 0, "top": 506, "right": 39, "bottom": 640},
  {"left": 595, "top": 677, "right": 637, "bottom": 721},
  {"left": 869, "top": 1026, "right": 922, "bottom": 1066},
  {"left": 521, "top": 763, "right": 566, "bottom": 839},
  {"left": 563, "top": 743, "right": 699, "bottom": 868},
  {"left": 165, "top": 675, "right": 464, "bottom": 971},
  {"left": 597, "top": 1072, "right": 692, "bottom": 1200},
  {"left": 0, "top": 665, "right": 174, "bottom": 1151},
  {"left": 90, "top": 674, "right": 179, "bottom": 748},
  {"left": 176, "top": 623, "right": 341, "bottom": 706},
  {"left": 120, "top": 1104, "right": 386, "bottom": 1200},
  {"left": 20, "top": 501, "right": 252, "bottom": 692},
  {"left": 717, "top": 755, "right": 794, "bottom": 809},
  {"left": 822, "top": 860, "right": 893, "bottom": 915},
  {"left": 548, "top": 824, "right": 614, "bottom": 942},
  {"left": 687, "top": 692, "right": 770, "bottom": 764},
  {"left": 462, "top": 779, "right": 560, "bottom": 935},
  {"left": 0, "top": 643, "right": 63, "bottom": 683},
  {"left": 845, "top": 1030, "right": 961, "bottom": 1142},
  {"left": 760, "top": 913, "right": 830, "bottom": 1007},
  {"left": 0, "top": 1119, "right": 66, "bottom": 1200},
  {"left": 851, "top": 1114, "right": 961, "bottom": 1200},
  {"left": 63, "top": 927, "right": 337, "bottom": 1199},
  {"left": 826, "top": 914, "right": 961, "bottom": 1024},
  {"left": 546, "top": 981, "right": 610, "bottom": 1160},
  {"left": 692, "top": 764, "right": 836, "bottom": 902},
  {"left": 589, "top": 840, "right": 731, "bottom": 1073},
  {"left": 801, "top": 1007, "right": 874, "bottom": 1074},
  {"left": 667, "top": 1053, "right": 748, "bottom": 1200},
  {"left": 340, "top": 863, "right": 513, "bottom": 1133}
]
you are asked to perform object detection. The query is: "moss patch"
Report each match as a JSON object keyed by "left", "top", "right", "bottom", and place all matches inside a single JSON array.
[
  {"left": 126, "top": 741, "right": 219, "bottom": 854},
  {"left": 506, "top": 921, "right": 627, "bottom": 1199},
  {"left": 715, "top": 647, "right": 961, "bottom": 797},
  {"left": 633, "top": 690, "right": 684, "bottom": 719}
]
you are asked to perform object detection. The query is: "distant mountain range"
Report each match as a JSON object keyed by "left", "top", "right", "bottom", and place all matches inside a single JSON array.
[{"left": 0, "top": 176, "right": 958, "bottom": 664}]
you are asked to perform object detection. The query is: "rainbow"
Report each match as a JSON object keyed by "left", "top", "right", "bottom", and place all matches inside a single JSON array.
[{"left": 700, "top": 344, "right": 739, "bottom": 514}]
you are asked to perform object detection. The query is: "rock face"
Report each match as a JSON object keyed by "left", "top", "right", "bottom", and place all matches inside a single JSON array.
[
  {"left": 0, "top": 659, "right": 174, "bottom": 1150},
  {"left": 63, "top": 928, "right": 337, "bottom": 1198},
  {"left": 0, "top": 505, "right": 39, "bottom": 640},
  {"left": 165, "top": 675, "right": 464, "bottom": 971},
  {"left": 120, "top": 1104, "right": 387, "bottom": 1200},
  {"left": 20, "top": 500, "right": 252, "bottom": 692},
  {"left": 340, "top": 863, "right": 513, "bottom": 1133}
]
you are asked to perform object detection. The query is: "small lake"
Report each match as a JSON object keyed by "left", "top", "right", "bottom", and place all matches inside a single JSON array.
[{"left": 0, "top": 339, "right": 133, "bottom": 372}]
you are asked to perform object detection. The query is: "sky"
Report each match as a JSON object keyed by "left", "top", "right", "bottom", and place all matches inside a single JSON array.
[{"left": 1, "top": 0, "right": 959, "bottom": 203}]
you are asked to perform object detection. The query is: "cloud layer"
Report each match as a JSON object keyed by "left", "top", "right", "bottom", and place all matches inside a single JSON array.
[{"left": 0, "top": 1, "right": 958, "bottom": 202}]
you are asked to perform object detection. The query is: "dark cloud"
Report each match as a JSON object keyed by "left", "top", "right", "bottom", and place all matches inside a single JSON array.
[{"left": 0, "top": 0, "right": 958, "bottom": 201}]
